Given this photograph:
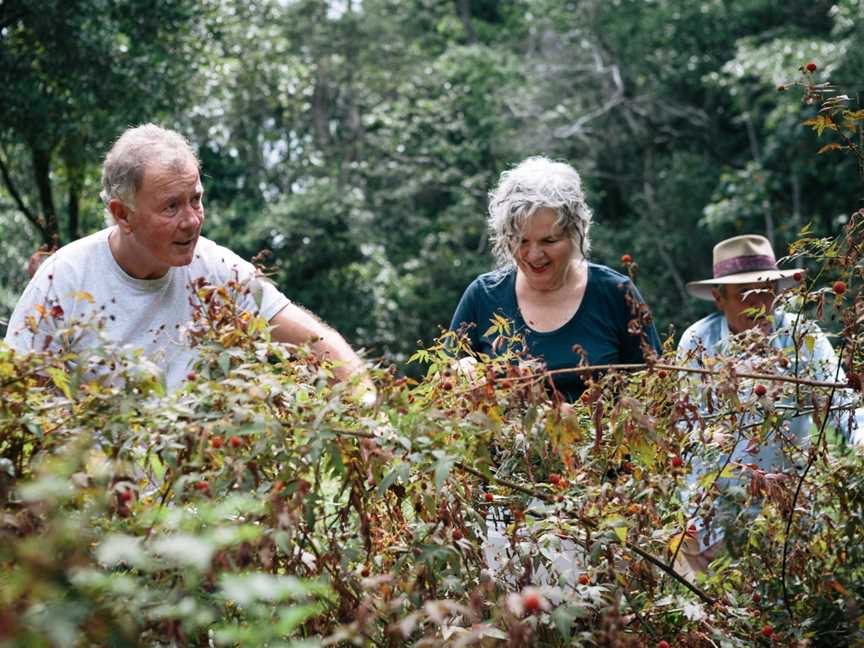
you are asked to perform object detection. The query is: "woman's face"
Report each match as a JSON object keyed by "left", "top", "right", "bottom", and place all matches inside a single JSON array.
[{"left": 514, "top": 207, "right": 576, "bottom": 292}]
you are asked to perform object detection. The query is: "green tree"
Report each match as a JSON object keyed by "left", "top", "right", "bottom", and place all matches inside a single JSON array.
[{"left": 0, "top": 0, "right": 216, "bottom": 246}]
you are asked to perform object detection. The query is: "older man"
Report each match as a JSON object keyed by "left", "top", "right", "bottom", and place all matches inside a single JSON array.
[
  {"left": 676, "top": 234, "right": 861, "bottom": 574},
  {"left": 4, "top": 124, "right": 369, "bottom": 392}
]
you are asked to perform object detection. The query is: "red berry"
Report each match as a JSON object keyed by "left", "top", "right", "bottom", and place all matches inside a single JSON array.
[
  {"left": 194, "top": 480, "right": 209, "bottom": 493},
  {"left": 621, "top": 254, "right": 633, "bottom": 264},
  {"left": 229, "top": 435, "right": 242, "bottom": 448},
  {"left": 754, "top": 384, "right": 767, "bottom": 397},
  {"left": 119, "top": 489, "right": 133, "bottom": 503},
  {"left": 657, "top": 369, "right": 668, "bottom": 378},
  {"left": 484, "top": 492, "right": 494, "bottom": 503},
  {"left": 578, "top": 574, "right": 590, "bottom": 585},
  {"left": 761, "top": 625, "right": 774, "bottom": 637},
  {"left": 361, "top": 566, "right": 370, "bottom": 577},
  {"left": 658, "top": 642, "right": 671, "bottom": 648},
  {"left": 548, "top": 473, "right": 562, "bottom": 485},
  {"left": 687, "top": 524, "right": 698, "bottom": 537},
  {"left": 452, "top": 529, "right": 463, "bottom": 540},
  {"left": 793, "top": 271, "right": 802, "bottom": 282},
  {"left": 522, "top": 591, "right": 541, "bottom": 613},
  {"left": 834, "top": 280, "right": 847, "bottom": 295},
  {"left": 806, "top": 62, "right": 817, "bottom": 72},
  {"left": 50, "top": 305, "right": 64, "bottom": 319},
  {"left": 752, "top": 592, "right": 762, "bottom": 603},
  {"left": 186, "top": 371, "right": 198, "bottom": 381},
  {"left": 671, "top": 455, "right": 683, "bottom": 468},
  {"left": 210, "top": 436, "right": 223, "bottom": 449},
  {"left": 442, "top": 381, "right": 453, "bottom": 391}
]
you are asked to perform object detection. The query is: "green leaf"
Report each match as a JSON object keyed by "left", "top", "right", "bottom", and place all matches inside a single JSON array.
[
  {"left": 697, "top": 465, "right": 738, "bottom": 487},
  {"left": 433, "top": 457, "right": 455, "bottom": 491},
  {"left": 46, "top": 367, "right": 71, "bottom": 398},
  {"left": 96, "top": 534, "right": 149, "bottom": 569},
  {"left": 377, "top": 467, "right": 401, "bottom": 496},
  {"left": 219, "top": 573, "right": 332, "bottom": 607},
  {"left": 19, "top": 475, "right": 74, "bottom": 502},
  {"left": 151, "top": 534, "right": 215, "bottom": 572},
  {"left": 0, "top": 458, "right": 14, "bottom": 478}
]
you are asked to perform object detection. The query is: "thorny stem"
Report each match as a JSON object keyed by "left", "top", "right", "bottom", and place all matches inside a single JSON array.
[
  {"left": 455, "top": 461, "right": 716, "bottom": 607},
  {"left": 780, "top": 339, "right": 846, "bottom": 619},
  {"left": 546, "top": 362, "right": 848, "bottom": 390}
]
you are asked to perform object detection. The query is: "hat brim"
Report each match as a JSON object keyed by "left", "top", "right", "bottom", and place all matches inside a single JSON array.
[{"left": 686, "top": 269, "right": 802, "bottom": 301}]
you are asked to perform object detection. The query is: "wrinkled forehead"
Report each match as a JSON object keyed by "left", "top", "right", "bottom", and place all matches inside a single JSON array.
[{"left": 138, "top": 156, "right": 202, "bottom": 198}]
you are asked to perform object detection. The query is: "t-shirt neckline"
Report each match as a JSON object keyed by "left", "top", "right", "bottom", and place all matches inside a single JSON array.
[
  {"left": 102, "top": 227, "right": 174, "bottom": 291},
  {"left": 511, "top": 264, "right": 592, "bottom": 337}
]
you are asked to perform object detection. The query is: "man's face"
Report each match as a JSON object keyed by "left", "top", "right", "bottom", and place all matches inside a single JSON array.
[
  {"left": 121, "top": 158, "right": 204, "bottom": 279},
  {"left": 712, "top": 282, "right": 776, "bottom": 334}
]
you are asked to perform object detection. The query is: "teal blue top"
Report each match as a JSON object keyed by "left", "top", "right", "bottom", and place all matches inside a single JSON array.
[{"left": 449, "top": 264, "right": 661, "bottom": 400}]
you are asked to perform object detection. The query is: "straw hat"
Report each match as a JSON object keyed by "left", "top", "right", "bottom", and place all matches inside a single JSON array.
[{"left": 686, "top": 234, "right": 802, "bottom": 301}]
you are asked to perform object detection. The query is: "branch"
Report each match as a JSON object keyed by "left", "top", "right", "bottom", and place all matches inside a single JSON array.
[
  {"left": 456, "top": 461, "right": 716, "bottom": 606},
  {"left": 538, "top": 362, "right": 848, "bottom": 390},
  {"left": 0, "top": 144, "right": 41, "bottom": 230}
]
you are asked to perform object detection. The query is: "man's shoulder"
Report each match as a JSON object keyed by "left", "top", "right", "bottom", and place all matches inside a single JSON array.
[
  {"left": 678, "top": 312, "right": 724, "bottom": 351},
  {"left": 31, "top": 228, "right": 111, "bottom": 282}
]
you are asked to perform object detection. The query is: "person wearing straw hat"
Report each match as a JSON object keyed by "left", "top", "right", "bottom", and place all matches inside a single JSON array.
[{"left": 675, "top": 234, "right": 862, "bottom": 576}]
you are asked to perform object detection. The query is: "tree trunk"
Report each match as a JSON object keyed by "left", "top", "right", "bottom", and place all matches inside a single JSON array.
[
  {"left": 31, "top": 145, "right": 60, "bottom": 246},
  {"left": 455, "top": 0, "right": 477, "bottom": 44},
  {"left": 67, "top": 176, "right": 80, "bottom": 242}
]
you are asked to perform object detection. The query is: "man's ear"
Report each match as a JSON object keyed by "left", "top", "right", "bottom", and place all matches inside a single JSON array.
[
  {"left": 109, "top": 199, "right": 133, "bottom": 233},
  {"left": 711, "top": 286, "right": 724, "bottom": 310}
]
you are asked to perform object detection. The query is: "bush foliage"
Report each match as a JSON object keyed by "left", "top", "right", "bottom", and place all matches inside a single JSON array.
[
  {"left": 3, "top": 68, "right": 864, "bottom": 648},
  {"left": 3, "top": 213, "right": 864, "bottom": 647}
]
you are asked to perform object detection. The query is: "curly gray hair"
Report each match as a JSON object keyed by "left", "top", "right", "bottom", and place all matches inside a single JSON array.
[
  {"left": 487, "top": 156, "right": 593, "bottom": 267},
  {"left": 100, "top": 123, "right": 200, "bottom": 223}
]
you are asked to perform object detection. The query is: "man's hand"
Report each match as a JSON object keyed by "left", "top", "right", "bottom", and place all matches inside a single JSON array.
[{"left": 268, "top": 303, "right": 375, "bottom": 402}]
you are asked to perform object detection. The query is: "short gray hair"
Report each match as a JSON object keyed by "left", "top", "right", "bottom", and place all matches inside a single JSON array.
[
  {"left": 100, "top": 123, "right": 200, "bottom": 222},
  {"left": 487, "top": 156, "right": 593, "bottom": 267}
]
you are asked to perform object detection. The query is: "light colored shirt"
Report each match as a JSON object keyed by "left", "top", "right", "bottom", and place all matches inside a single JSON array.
[
  {"left": 677, "top": 309, "right": 862, "bottom": 547},
  {"left": 4, "top": 227, "right": 290, "bottom": 391}
]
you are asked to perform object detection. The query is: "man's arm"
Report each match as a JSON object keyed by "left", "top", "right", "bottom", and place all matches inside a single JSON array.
[{"left": 268, "top": 303, "right": 372, "bottom": 389}]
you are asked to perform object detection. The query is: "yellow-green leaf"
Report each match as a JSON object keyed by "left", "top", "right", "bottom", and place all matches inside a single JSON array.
[{"left": 47, "top": 367, "right": 71, "bottom": 398}]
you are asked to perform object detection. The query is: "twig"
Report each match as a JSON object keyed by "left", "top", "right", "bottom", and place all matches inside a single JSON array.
[{"left": 455, "top": 461, "right": 716, "bottom": 606}]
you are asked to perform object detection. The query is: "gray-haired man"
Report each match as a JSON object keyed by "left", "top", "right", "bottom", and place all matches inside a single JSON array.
[{"left": 4, "top": 123, "right": 370, "bottom": 393}]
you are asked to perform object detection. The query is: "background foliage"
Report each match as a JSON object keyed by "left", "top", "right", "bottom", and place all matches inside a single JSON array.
[
  {"left": 1, "top": 0, "right": 863, "bottom": 363},
  {"left": 3, "top": 3, "right": 864, "bottom": 645}
]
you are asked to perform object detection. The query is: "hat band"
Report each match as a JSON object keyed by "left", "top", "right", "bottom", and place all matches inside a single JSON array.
[{"left": 713, "top": 254, "right": 777, "bottom": 278}]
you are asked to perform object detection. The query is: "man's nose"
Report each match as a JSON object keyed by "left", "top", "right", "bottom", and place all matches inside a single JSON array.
[{"left": 179, "top": 203, "right": 202, "bottom": 228}]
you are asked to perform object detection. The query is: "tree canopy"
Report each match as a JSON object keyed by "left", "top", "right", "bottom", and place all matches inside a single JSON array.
[{"left": 1, "top": 0, "right": 862, "bottom": 363}]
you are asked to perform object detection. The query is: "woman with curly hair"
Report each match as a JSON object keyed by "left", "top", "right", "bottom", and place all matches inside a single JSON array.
[{"left": 449, "top": 156, "right": 661, "bottom": 400}]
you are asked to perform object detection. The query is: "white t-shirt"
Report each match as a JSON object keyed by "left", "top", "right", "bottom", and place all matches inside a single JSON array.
[{"left": 4, "top": 227, "right": 290, "bottom": 391}]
